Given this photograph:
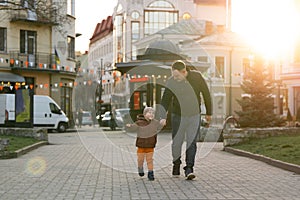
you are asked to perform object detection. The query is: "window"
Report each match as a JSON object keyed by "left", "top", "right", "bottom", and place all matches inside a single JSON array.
[
  {"left": 0, "top": 0, "right": 7, "bottom": 5},
  {"left": 60, "top": 86, "right": 72, "bottom": 118},
  {"left": 198, "top": 56, "right": 208, "bottom": 62},
  {"left": 22, "top": 0, "right": 35, "bottom": 9},
  {"left": 67, "top": 0, "right": 75, "bottom": 16},
  {"left": 242, "top": 58, "right": 250, "bottom": 77},
  {"left": 20, "top": 30, "right": 36, "bottom": 54},
  {"left": 144, "top": 1, "right": 178, "bottom": 36},
  {"left": 215, "top": 56, "right": 224, "bottom": 78},
  {"left": 67, "top": 36, "right": 75, "bottom": 59},
  {"left": 50, "top": 103, "right": 61, "bottom": 114},
  {"left": 22, "top": 0, "right": 37, "bottom": 20},
  {"left": 131, "top": 22, "right": 140, "bottom": 60},
  {"left": 0, "top": 27, "right": 6, "bottom": 52},
  {"left": 148, "top": 0, "right": 174, "bottom": 8},
  {"left": 115, "top": 15, "right": 123, "bottom": 62},
  {"left": 294, "top": 38, "right": 300, "bottom": 63},
  {"left": 131, "top": 11, "right": 140, "bottom": 19},
  {"left": 144, "top": 10, "right": 178, "bottom": 35}
]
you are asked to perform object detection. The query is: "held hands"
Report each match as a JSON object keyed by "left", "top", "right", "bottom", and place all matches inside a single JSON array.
[
  {"left": 160, "top": 119, "right": 167, "bottom": 126},
  {"left": 205, "top": 115, "right": 212, "bottom": 123},
  {"left": 204, "top": 115, "right": 212, "bottom": 127}
]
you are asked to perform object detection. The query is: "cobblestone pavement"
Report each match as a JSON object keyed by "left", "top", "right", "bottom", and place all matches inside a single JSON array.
[{"left": 0, "top": 127, "right": 299, "bottom": 200}]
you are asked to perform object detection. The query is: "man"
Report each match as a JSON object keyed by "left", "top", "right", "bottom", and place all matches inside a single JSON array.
[{"left": 160, "top": 60, "right": 212, "bottom": 180}]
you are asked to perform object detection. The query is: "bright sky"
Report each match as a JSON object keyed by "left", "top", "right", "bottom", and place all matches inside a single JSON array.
[
  {"left": 75, "top": 0, "right": 117, "bottom": 53},
  {"left": 75, "top": 0, "right": 300, "bottom": 59},
  {"left": 231, "top": 0, "right": 299, "bottom": 59}
]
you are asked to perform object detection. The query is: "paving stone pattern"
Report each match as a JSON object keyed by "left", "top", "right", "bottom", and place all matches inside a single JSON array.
[{"left": 0, "top": 128, "right": 299, "bottom": 200}]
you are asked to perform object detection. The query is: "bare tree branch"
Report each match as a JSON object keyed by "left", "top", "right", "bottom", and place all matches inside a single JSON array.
[{"left": 0, "top": 0, "right": 72, "bottom": 37}]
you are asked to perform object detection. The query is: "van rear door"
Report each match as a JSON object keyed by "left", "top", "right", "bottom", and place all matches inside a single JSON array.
[{"left": 0, "top": 95, "right": 6, "bottom": 124}]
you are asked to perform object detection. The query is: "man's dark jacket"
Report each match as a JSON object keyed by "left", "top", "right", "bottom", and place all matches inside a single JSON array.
[{"left": 160, "top": 70, "right": 212, "bottom": 117}]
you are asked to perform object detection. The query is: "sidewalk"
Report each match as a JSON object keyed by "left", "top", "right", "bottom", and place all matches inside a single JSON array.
[{"left": 0, "top": 127, "right": 299, "bottom": 200}]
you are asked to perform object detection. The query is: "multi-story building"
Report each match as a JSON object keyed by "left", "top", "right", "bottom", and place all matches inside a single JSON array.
[
  {"left": 89, "top": 0, "right": 300, "bottom": 125},
  {"left": 113, "top": 0, "right": 228, "bottom": 63},
  {"left": 118, "top": 22, "right": 254, "bottom": 124},
  {"left": 89, "top": 16, "right": 116, "bottom": 115},
  {"left": 89, "top": 0, "right": 229, "bottom": 116},
  {"left": 278, "top": 2, "right": 300, "bottom": 120},
  {"left": 0, "top": 0, "right": 77, "bottom": 128}
]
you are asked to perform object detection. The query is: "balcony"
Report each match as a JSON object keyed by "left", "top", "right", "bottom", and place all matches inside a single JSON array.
[
  {"left": 5, "top": 51, "right": 77, "bottom": 74},
  {"left": 9, "top": 7, "right": 58, "bottom": 26},
  {"left": 280, "top": 62, "right": 300, "bottom": 80}
]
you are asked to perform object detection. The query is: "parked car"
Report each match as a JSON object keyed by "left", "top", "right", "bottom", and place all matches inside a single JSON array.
[
  {"left": 115, "top": 108, "right": 129, "bottom": 118},
  {"left": 115, "top": 108, "right": 132, "bottom": 125},
  {"left": 101, "top": 111, "right": 123, "bottom": 128},
  {"left": 81, "top": 111, "right": 93, "bottom": 126}
]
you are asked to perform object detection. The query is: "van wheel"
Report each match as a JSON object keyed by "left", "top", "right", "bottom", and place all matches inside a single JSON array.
[{"left": 57, "top": 123, "right": 67, "bottom": 133}]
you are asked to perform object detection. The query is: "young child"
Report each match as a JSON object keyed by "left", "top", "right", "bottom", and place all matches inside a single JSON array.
[{"left": 126, "top": 107, "right": 164, "bottom": 181}]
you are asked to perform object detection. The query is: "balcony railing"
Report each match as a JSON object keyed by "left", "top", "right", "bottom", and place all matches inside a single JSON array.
[
  {"left": 5, "top": 51, "right": 77, "bottom": 73},
  {"left": 9, "top": 7, "right": 58, "bottom": 25}
]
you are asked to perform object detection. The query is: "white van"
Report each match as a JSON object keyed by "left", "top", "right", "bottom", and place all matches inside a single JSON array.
[
  {"left": 33, "top": 95, "right": 69, "bottom": 132},
  {"left": 0, "top": 94, "right": 69, "bottom": 132}
]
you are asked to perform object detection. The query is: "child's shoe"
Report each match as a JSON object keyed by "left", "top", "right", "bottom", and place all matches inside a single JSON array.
[
  {"left": 148, "top": 171, "right": 154, "bottom": 181},
  {"left": 138, "top": 167, "right": 144, "bottom": 177}
]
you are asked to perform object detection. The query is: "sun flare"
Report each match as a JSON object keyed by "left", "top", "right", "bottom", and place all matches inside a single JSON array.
[{"left": 231, "top": 0, "right": 300, "bottom": 60}]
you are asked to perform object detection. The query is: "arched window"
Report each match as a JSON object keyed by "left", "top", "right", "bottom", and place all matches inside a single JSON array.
[{"left": 148, "top": 0, "right": 174, "bottom": 8}]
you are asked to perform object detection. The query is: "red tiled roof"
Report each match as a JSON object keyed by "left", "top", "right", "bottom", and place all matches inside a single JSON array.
[{"left": 90, "top": 16, "right": 113, "bottom": 44}]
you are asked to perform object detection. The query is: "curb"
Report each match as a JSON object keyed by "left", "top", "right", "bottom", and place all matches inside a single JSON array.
[
  {"left": 224, "top": 147, "right": 300, "bottom": 174},
  {"left": 15, "top": 141, "right": 49, "bottom": 158}
]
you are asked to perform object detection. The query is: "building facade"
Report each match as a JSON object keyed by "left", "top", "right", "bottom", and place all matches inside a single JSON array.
[
  {"left": 90, "top": 0, "right": 297, "bottom": 124},
  {"left": 112, "top": 0, "right": 228, "bottom": 63},
  {"left": 0, "top": 0, "right": 77, "bottom": 127},
  {"left": 89, "top": 0, "right": 229, "bottom": 116}
]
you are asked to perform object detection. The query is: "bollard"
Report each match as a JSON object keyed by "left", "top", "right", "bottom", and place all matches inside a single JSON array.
[{"left": 0, "top": 138, "right": 10, "bottom": 151}]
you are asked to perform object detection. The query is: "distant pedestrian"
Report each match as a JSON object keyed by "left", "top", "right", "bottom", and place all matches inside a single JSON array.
[
  {"left": 110, "top": 110, "right": 117, "bottom": 130},
  {"left": 91, "top": 109, "right": 96, "bottom": 127},
  {"left": 78, "top": 108, "right": 83, "bottom": 128},
  {"left": 126, "top": 107, "right": 165, "bottom": 181}
]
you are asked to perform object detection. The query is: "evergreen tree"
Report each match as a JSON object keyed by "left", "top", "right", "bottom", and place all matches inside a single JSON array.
[{"left": 235, "top": 56, "right": 285, "bottom": 127}]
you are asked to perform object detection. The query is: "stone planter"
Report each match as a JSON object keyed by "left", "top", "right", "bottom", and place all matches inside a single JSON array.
[{"left": 223, "top": 127, "right": 300, "bottom": 146}]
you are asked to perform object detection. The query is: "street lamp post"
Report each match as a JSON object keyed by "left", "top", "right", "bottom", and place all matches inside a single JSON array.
[
  {"left": 99, "top": 58, "right": 103, "bottom": 106},
  {"left": 95, "top": 58, "right": 103, "bottom": 126},
  {"left": 229, "top": 48, "right": 233, "bottom": 116}
]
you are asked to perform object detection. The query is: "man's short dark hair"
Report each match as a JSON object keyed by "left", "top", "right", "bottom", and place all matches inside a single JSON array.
[{"left": 172, "top": 60, "right": 186, "bottom": 70}]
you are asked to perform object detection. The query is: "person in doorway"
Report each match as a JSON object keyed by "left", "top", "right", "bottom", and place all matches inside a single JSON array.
[
  {"left": 126, "top": 107, "right": 165, "bottom": 181},
  {"left": 78, "top": 108, "right": 83, "bottom": 128},
  {"left": 110, "top": 110, "right": 117, "bottom": 130},
  {"left": 159, "top": 60, "right": 212, "bottom": 180}
]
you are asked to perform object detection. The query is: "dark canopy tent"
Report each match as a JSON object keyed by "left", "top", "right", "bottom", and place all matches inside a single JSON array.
[{"left": 0, "top": 72, "right": 25, "bottom": 82}]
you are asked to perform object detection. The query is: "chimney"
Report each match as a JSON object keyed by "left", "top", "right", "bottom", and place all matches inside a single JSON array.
[
  {"left": 205, "top": 21, "right": 214, "bottom": 35},
  {"left": 217, "top": 25, "right": 225, "bottom": 33}
]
